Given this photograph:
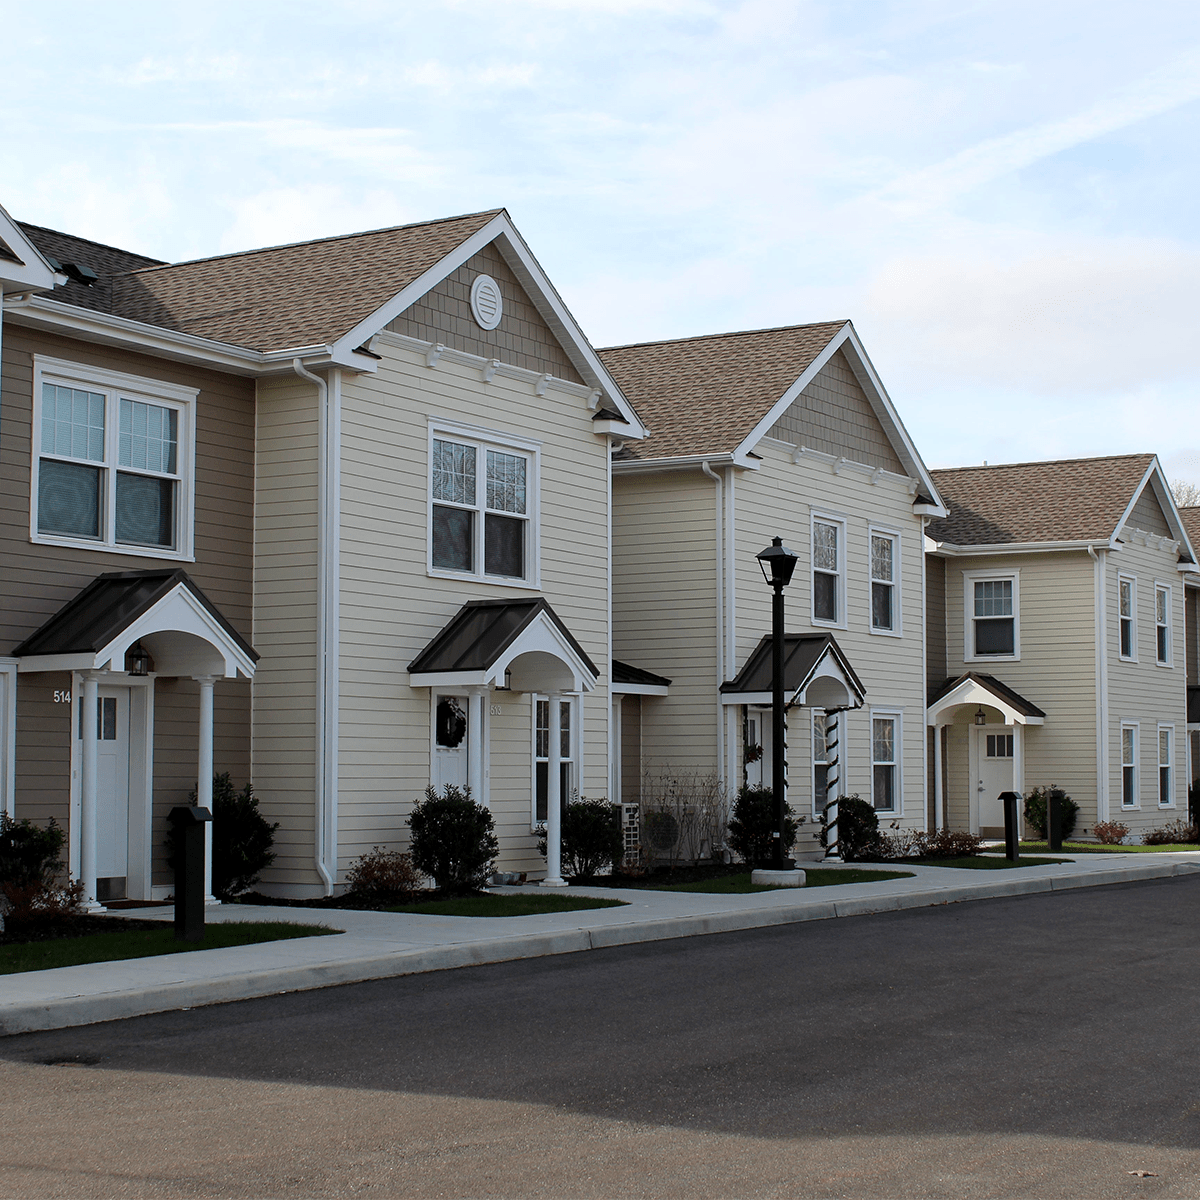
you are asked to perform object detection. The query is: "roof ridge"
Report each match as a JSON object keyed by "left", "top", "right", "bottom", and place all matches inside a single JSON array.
[
  {"left": 932, "top": 452, "right": 1154, "bottom": 475},
  {"left": 599, "top": 318, "right": 849, "bottom": 354},
  {"left": 16, "top": 221, "right": 166, "bottom": 267},
  {"left": 126, "top": 207, "right": 507, "bottom": 277}
]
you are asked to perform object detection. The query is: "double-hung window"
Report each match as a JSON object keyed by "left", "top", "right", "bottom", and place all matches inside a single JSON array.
[
  {"left": 871, "top": 713, "right": 899, "bottom": 813},
  {"left": 812, "top": 516, "right": 844, "bottom": 625},
  {"left": 1156, "top": 585, "right": 1171, "bottom": 665},
  {"left": 869, "top": 530, "right": 899, "bottom": 634},
  {"left": 1119, "top": 577, "right": 1136, "bottom": 660},
  {"left": 429, "top": 426, "right": 538, "bottom": 584},
  {"left": 1121, "top": 724, "right": 1138, "bottom": 808},
  {"left": 533, "top": 695, "right": 575, "bottom": 824},
  {"left": 32, "top": 357, "right": 196, "bottom": 557},
  {"left": 1159, "top": 725, "right": 1173, "bottom": 807},
  {"left": 965, "top": 572, "right": 1018, "bottom": 659}
]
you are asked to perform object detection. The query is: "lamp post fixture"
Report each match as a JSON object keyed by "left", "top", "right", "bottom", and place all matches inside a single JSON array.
[{"left": 756, "top": 536, "right": 799, "bottom": 869}]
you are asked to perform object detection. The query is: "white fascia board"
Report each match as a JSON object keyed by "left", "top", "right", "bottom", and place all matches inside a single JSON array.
[
  {"left": 931, "top": 539, "right": 1111, "bottom": 556},
  {"left": 17, "top": 653, "right": 98, "bottom": 673},
  {"left": 409, "top": 670, "right": 492, "bottom": 689},
  {"left": 0, "top": 201, "right": 59, "bottom": 292},
  {"left": 926, "top": 679, "right": 1044, "bottom": 727},
  {"left": 612, "top": 453, "right": 752, "bottom": 475},
  {"left": 332, "top": 212, "right": 646, "bottom": 439},
  {"left": 610, "top": 682, "right": 669, "bottom": 697}
]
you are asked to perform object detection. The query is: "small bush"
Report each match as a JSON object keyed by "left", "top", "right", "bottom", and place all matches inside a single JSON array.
[
  {"left": 345, "top": 847, "right": 423, "bottom": 904},
  {"left": 819, "top": 795, "right": 881, "bottom": 862},
  {"left": 877, "top": 827, "right": 984, "bottom": 859},
  {"left": 0, "top": 814, "right": 82, "bottom": 929},
  {"left": 175, "top": 773, "right": 279, "bottom": 900},
  {"left": 1093, "top": 820, "right": 1130, "bottom": 845},
  {"left": 727, "top": 786, "right": 803, "bottom": 867},
  {"left": 538, "top": 798, "right": 623, "bottom": 881},
  {"left": 1143, "top": 819, "right": 1200, "bottom": 846},
  {"left": 1023, "top": 786, "right": 1078, "bottom": 840},
  {"left": 407, "top": 784, "right": 498, "bottom": 894}
]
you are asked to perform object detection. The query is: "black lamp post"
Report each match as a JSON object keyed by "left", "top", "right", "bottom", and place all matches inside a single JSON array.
[{"left": 756, "top": 536, "right": 799, "bottom": 869}]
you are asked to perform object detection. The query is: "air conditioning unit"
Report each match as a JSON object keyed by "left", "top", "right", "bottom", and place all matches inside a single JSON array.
[{"left": 626, "top": 804, "right": 710, "bottom": 863}]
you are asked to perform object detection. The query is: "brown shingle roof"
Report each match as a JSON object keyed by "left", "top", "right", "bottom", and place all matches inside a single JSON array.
[
  {"left": 23, "top": 210, "right": 502, "bottom": 353},
  {"left": 928, "top": 454, "right": 1155, "bottom": 545},
  {"left": 1177, "top": 507, "right": 1200, "bottom": 552},
  {"left": 599, "top": 321, "right": 847, "bottom": 460}
]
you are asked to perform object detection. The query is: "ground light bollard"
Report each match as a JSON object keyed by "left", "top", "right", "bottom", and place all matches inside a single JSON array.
[
  {"left": 1000, "top": 791, "right": 1021, "bottom": 862},
  {"left": 169, "top": 805, "right": 213, "bottom": 943},
  {"left": 1047, "top": 788, "right": 1064, "bottom": 852}
]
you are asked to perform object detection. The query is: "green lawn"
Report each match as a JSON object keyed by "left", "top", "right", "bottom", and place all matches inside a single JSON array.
[
  {"left": 655, "top": 868, "right": 914, "bottom": 894},
  {"left": 914, "top": 855, "right": 1070, "bottom": 869},
  {"left": 388, "top": 894, "right": 628, "bottom": 917},
  {"left": 999, "top": 841, "right": 1200, "bottom": 855},
  {"left": 0, "top": 920, "right": 340, "bottom": 975}
]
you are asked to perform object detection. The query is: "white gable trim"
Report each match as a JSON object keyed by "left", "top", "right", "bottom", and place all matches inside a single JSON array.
[
  {"left": 735, "top": 322, "right": 944, "bottom": 513},
  {"left": 331, "top": 212, "right": 646, "bottom": 439},
  {"left": 1113, "top": 457, "right": 1198, "bottom": 563},
  {"left": 0, "top": 202, "right": 61, "bottom": 293},
  {"left": 926, "top": 677, "right": 1044, "bottom": 727}
]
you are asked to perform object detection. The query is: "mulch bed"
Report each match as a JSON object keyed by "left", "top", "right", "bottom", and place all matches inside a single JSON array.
[
  {"left": 1, "top": 913, "right": 164, "bottom": 946},
  {"left": 582, "top": 863, "right": 752, "bottom": 889}
]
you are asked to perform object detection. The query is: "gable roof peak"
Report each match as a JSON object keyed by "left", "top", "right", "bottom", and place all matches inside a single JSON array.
[
  {"left": 932, "top": 451, "right": 1155, "bottom": 477},
  {"left": 17, "top": 221, "right": 167, "bottom": 269},
  {"left": 600, "top": 318, "right": 850, "bottom": 355}
]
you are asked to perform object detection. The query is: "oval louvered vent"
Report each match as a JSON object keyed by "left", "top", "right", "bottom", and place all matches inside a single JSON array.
[{"left": 470, "top": 274, "right": 503, "bottom": 330}]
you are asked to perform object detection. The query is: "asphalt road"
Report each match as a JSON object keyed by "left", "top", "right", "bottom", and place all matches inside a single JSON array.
[{"left": 4, "top": 877, "right": 1200, "bottom": 1198}]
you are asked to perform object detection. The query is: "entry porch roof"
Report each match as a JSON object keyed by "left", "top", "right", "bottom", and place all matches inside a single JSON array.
[{"left": 719, "top": 633, "right": 865, "bottom": 709}]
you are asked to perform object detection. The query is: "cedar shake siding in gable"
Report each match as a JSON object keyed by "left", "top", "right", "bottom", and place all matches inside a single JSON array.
[
  {"left": 388, "top": 241, "right": 584, "bottom": 383},
  {"left": 1124, "top": 486, "right": 1172, "bottom": 538},
  {"left": 767, "top": 349, "right": 905, "bottom": 473}
]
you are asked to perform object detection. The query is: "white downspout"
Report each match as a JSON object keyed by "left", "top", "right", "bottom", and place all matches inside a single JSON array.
[
  {"left": 920, "top": 517, "right": 929, "bottom": 830},
  {"left": 701, "top": 462, "right": 725, "bottom": 791},
  {"left": 293, "top": 359, "right": 339, "bottom": 894},
  {"left": 1090, "top": 545, "right": 1109, "bottom": 824},
  {"left": 723, "top": 466, "right": 738, "bottom": 790}
]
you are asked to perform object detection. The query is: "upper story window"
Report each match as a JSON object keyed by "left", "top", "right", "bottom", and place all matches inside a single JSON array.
[
  {"left": 429, "top": 424, "right": 539, "bottom": 585},
  {"left": 964, "top": 571, "right": 1018, "bottom": 660},
  {"left": 32, "top": 356, "right": 196, "bottom": 559},
  {"left": 1156, "top": 584, "right": 1171, "bottom": 665},
  {"left": 869, "top": 530, "right": 900, "bottom": 634},
  {"left": 1119, "top": 576, "right": 1136, "bottom": 660},
  {"left": 812, "top": 515, "right": 844, "bottom": 626}
]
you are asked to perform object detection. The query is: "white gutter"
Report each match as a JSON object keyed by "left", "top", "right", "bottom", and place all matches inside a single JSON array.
[
  {"left": 613, "top": 452, "right": 757, "bottom": 475},
  {"left": 1089, "top": 545, "right": 1109, "bottom": 823},
  {"left": 293, "top": 359, "right": 340, "bottom": 894},
  {"left": 931, "top": 538, "right": 1118, "bottom": 557},
  {"left": 701, "top": 462, "right": 726, "bottom": 792}
]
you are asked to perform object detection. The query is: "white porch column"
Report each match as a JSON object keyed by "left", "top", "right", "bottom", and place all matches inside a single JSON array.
[
  {"left": 467, "top": 687, "right": 485, "bottom": 804},
  {"left": 933, "top": 724, "right": 945, "bottom": 832},
  {"left": 542, "top": 691, "right": 567, "bottom": 887},
  {"left": 822, "top": 709, "right": 843, "bottom": 863},
  {"left": 79, "top": 671, "right": 103, "bottom": 912},
  {"left": 1012, "top": 721, "right": 1024, "bottom": 838},
  {"left": 195, "top": 674, "right": 218, "bottom": 904}
]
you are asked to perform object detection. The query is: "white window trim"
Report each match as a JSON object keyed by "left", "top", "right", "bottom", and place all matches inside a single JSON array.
[
  {"left": 427, "top": 418, "right": 542, "bottom": 590},
  {"left": 810, "top": 510, "right": 847, "bottom": 630},
  {"left": 870, "top": 708, "right": 903, "bottom": 816},
  {"left": 1154, "top": 581, "right": 1173, "bottom": 667},
  {"left": 31, "top": 355, "right": 197, "bottom": 560},
  {"left": 530, "top": 692, "right": 581, "bottom": 830},
  {"left": 962, "top": 569, "right": 1020, "bottom": 663},
  {"left": 1118, "top": 574, "right": 1138, "bottom": 663},
  {"left": 867, "top": 525, "right": 902, "bottom": 638},
  {"left": 1121, "top": 721, "right": 1139, "bottom": 810},
  {"left": 1158, "top": 722, "right": 1175, "bottom": 808}
]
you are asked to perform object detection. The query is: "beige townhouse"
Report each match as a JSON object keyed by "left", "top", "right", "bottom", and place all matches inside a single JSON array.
[
  {"left": 926, "top": 455, "right": 1198, "bottom": 840},
  {"left": 0, "top": 200, "right": 646, "bottom": 900},
  {"left": 601, "top": 321, "right": 946, "bottom": 857}
]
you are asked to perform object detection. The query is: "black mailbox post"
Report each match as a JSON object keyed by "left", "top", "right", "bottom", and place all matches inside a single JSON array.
[
  {"left": 169, "top": 805, "right": 213, "bottom": 943},
  {"left": 999, "top": 791, "right": 1021, "bottom": 862}
]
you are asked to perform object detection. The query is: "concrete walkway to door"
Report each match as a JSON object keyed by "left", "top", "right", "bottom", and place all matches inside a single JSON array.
[{"left": 3, "top": 850, "right": 1199, "bottom": 1036}]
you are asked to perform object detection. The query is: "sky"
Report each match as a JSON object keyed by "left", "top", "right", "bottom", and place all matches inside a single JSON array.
[{"left": 4, "top": 0, "right": 1200, "bottom": 482}]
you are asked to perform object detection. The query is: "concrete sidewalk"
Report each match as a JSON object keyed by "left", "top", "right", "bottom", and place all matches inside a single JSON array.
[{"left": 4, "top": 852, "right": 1199, "bottom": 1036}]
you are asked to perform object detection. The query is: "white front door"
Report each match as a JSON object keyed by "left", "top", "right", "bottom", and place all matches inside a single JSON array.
[
  {"left": 976, "top": 727, "right": 1014, "bottom": 835},
  {"left": 433, "top": 694, "right": 470, "bottom": 792},
  {"left": 95, "top": 687, "right": 131, "bottom": 881}
]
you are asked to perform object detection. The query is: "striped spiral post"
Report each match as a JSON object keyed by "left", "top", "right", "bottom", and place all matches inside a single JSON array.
[{"left": 823, "top": 709, "right": 842, "bottom": 862}]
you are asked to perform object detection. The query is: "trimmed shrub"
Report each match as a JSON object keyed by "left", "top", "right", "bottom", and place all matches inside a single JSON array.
[
  {"left": 407, "top": 784, "right": 498, "bottom": 894},
  {"left": 345, "top": 847, "right": 423, "bottom": 905},
  {"left": 1143, "top": 819, "right": 1200, "bottom": 846},
  {"left": 179, "top": 773, "right": 279, "bottom": 900},
  {"left": 0, "top": 813, "right": 83, "bottom": 927},
  {"left": 538, "top": 798, "right": 623, "bottom": 881},
  {"left": 877, "top": 827, "right": 984, "bottom": 859},
  {"left": 1023, "top": 785, "right": 1078, "bottom": 840},
  {"left": 1093, "top": 820, "right": 1130, "bottom": 845},
  {"left": 819, "top": 795, "right": 881, "bottom": 862},
  {"left": 727, "top": 786, "right": 803, "bottom": 867}
]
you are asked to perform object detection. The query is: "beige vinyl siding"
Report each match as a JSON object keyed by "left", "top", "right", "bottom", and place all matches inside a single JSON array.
[
  {"left": 926, "top": 555, "right": 947, "bottom": 687},
  {"left": 251, "top": 372, "right": 320, "bottom": 888},
  {"left": 620, "top": 695, "right": 643, "bottom": 804},
  {"left": 1186, "top": 587, "right": 1200, "bottom": 684},
  {"left": 612, "top": 470, "right": 719, "bottom": 778},
  {"left": 736, "top": 441, "right": 927, "bottom": 844},
  {"left": 334, "top": 340, "right": 611, "bottom": 877},
  {"left": 1104, "top": 538, "right": 1188, "bottom": 834},
  {"left": 945, "top": 552, "right": 1097, "bottom": 831},
  {"left": 1, "top": 326, "right": 254, "bottom": 870}
]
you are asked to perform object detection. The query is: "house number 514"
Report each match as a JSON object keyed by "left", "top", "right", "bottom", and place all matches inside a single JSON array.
[{"left": 54, "top": 690, "right": 72, "bottom": 704}]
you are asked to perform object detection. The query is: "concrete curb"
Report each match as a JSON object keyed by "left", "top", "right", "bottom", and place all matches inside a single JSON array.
[{"left": 3, "top": 859, "right": 1197, "bottom": 1036}]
